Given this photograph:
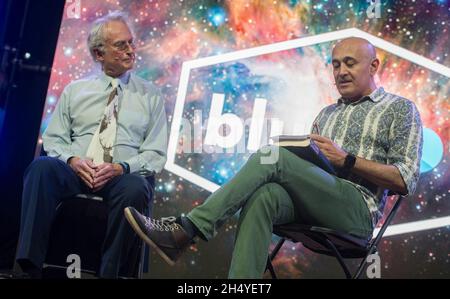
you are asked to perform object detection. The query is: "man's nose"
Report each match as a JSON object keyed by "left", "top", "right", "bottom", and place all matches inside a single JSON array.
[
  {"left": 125, "top": 42, "right": 136, "bottom": 54},
  {"left": 338, "top": 64, "right": 350, "bottom": 76}
]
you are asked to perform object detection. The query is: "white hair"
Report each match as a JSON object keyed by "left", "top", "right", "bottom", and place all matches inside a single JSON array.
[{"left": 87, "top": 11, "right": 133, "bottom": 61}]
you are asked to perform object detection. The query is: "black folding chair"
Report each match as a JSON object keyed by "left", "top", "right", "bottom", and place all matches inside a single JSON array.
[
  {"left": 43, "top": 194, "right": 149, "bottom": 279},
  {"left": 266, "top": 194, "right": 403, "bottom": 279}
]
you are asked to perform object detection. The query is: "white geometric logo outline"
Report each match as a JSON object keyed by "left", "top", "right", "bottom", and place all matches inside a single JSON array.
[{"left": 165, "top": 27, "right": 450, "bottom": 237}]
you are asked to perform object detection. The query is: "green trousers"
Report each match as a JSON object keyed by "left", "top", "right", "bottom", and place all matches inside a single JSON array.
[{"left": 187, "top": 146, "right": 373, "bottom": 278}]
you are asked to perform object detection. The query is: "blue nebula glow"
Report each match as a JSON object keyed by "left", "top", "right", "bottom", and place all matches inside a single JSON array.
[
  {"left": 420, "top": 128, "right": 444, "bottom": 173},
  {"left": 207, "top": 7, "right": 226, "bottom": 27},
  {"left": 314, "top": 4, "right": 323, "bottom": 11}
]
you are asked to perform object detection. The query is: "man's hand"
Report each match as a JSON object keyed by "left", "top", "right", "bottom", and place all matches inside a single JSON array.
[
  {"left": 310, "top": 134, "right": 347, "bottom": 168},
  {"left": 68, "top": 157, "right": 96, "bottom": 189},
  {"left": 92, "top": 163, "right": 124, "bottom": 192}
]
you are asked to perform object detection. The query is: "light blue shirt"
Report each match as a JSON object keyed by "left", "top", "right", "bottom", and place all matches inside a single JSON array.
[{"left": 43, "top": 71, "right": 168, "bottom": 176}]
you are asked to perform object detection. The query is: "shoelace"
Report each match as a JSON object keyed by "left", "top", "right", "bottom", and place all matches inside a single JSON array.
[{"left": 144, "top": 216, "right": 179, "bottom": 231}]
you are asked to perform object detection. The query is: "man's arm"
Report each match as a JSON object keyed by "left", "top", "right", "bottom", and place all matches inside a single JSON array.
[
  {"left": 385, "top": 100, "right": 423, "bottom": 196},
  {"left": 43, "top": 83, "right": 100, "bottom": 189},
  {"left": 351, "top": 157, "right": 407, "bottom": 194},
  {"left": 123, "top": 91, "right": 168, "bottom": 175},
  {"left": 42, "top": 85, "right": 74, "bottom": 163},
  {"left": 310, "top": 134, "right": 407, "bottom": 194}
]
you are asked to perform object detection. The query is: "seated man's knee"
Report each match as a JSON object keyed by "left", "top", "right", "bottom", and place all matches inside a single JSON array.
[
  {"left": 25, "top": 156, "right": 61, "bottom": 177},
  {"left": 120, "top": 175, "right": 152, "bottom": 206},
  {"left": 245, "top": 183, "right": 294, "bottom": 225}
]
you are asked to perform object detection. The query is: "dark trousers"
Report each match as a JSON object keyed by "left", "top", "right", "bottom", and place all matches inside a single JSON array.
[{"left": 15, "top": 156, "right": 154, "bottom": 278}]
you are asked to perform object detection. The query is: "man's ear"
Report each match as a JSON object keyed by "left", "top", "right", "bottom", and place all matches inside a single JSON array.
[
  {"left": 370, "top": 58, "right": 380, "bottom": 75},
  {"left": 94, "top": 49, "right": 104, "bottom": 63}
]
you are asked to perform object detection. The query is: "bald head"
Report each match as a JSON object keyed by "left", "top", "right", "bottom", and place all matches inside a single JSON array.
[
  {"left": 332, "top": 37, "right": 376, "bottom": 62},
  {"left": 331, "top": 37, "right": 379, "bottom": 101}
]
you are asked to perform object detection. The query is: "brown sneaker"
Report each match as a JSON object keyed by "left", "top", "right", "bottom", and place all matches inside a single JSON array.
[{"left": 124, "top": 207, "right": 192, "bottom": 266}]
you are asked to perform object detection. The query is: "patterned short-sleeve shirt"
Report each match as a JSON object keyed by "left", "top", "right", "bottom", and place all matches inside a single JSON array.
[{"left": 312, "top": 87, "right": 423, "bottom": 225}]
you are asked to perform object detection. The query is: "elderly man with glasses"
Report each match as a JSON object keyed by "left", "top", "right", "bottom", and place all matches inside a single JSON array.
[{"left": 15, "top": 11, "right": 167, "bottom": 278}]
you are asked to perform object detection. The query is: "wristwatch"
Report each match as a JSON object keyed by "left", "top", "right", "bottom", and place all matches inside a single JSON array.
[
  {"left": 339, "top": 153, "right": 356, "bottom": 178},
  {"left": 118, "top": 162, "right": 130, "bottom": 174}
]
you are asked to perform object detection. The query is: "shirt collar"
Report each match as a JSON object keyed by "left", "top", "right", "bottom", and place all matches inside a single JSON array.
[
  {"left": 337, "top": 87, "right": 385, "bottom": 105},
  {"left": 100, "top": 71, "right": 131, "bottom": 91}
]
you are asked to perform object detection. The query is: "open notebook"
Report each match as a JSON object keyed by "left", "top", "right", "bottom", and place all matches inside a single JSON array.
[{"left": 271, "top": 135, "right": 337, "bottom": 175}]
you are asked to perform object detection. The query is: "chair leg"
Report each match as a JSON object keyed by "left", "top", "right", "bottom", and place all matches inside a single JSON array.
[
  {"left": 324, "top": 238, "right": 352, "bottom": 279},
  {"left": 353, "top": 256, "right": 367, "bottom": 279},
  {"left": 137, "top": 240, "right": 145, "bottom": 279},
  {"left": 266, "top": 258, "right": 277, "bottom": 279},
  {"left": 353, "top": 245, "right": 378, "bottom": 279},
  {"left": 265, "top": 238, "right": 286, "bottom": 279},
  {"left": 270, "top": 238, "right": 286, "bottom": 260}
]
